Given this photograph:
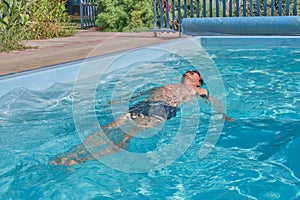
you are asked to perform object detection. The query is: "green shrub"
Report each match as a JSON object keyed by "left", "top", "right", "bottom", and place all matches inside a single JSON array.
[
  {"left": 27, "top": 0, "right": 76, "bottom": 39},
  {"left": 124, "top": 0, "right": 153, "bottom": 31},
  {"left": 0, "top": 0, "right": 29, "bottom": 51},
  {"left": 96, "top": 0, "right": 154, "bottom": 32},
  {"left": 232, "top": 0, "right": 300, "bottom": 16},
  {"left": 0, "top": 0, "right": 76, "bottom": 52}
]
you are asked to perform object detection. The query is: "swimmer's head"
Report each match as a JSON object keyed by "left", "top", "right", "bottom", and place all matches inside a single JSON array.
[{"left": 182, "top": 70, "right": 205, "bottom": 87}]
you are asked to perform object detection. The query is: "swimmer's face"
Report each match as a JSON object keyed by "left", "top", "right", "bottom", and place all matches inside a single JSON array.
[{"left": 183, "top": 70, "right": 205, "bottom": 87}]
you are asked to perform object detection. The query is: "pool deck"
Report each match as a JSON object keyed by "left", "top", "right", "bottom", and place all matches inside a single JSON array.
[{"left": 0, "top": 31, "right": 182, "bottom": 76}]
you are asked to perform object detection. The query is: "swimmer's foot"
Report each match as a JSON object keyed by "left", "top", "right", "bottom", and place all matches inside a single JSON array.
[{"left": 121, "top": 135, "right": 131, "bottom": 149}]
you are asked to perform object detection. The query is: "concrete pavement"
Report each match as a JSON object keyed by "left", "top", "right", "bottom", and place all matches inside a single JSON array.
[{"left": 0, "top": 31, "right": 181, "bottom": 76}]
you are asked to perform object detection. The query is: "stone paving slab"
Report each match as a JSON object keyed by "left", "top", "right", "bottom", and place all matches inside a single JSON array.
[{"left": 0, "top": 31, "right": 181, "bottom": 76}]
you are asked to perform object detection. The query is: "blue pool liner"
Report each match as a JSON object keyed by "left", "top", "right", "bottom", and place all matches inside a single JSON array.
[{"left": 182, "top": 16, "right": 300, "bottom": 36}]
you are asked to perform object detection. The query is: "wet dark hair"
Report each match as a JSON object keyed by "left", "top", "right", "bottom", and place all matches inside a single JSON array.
[
  {"left": 184, "top": 70, "right": 205, "bottom": 87},
  {"left": 190, "top": 70, "right": 201, "bottom": 77}
]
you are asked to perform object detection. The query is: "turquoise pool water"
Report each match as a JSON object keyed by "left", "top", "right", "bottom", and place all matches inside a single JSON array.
[{"left": 0, "top": 37, "right": 299, "bottom": 199}]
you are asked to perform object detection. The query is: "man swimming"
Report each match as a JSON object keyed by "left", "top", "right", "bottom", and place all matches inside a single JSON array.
[{"left": 51, "top": 70, "right": 232, "bottom": 166}]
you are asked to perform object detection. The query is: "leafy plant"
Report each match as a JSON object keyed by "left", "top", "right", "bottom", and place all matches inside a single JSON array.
[
  {"left": 0, "top": 0, "right": 76, "bottom": 52},
  {"left": 27, "top": 0, "right": 76, "bottom": 39},
  {"left": 0, "top": 0, "right": 29, "bottom": 51},
  {"left": 235, "top": 0, "right": 300, "bottom": 16},
  {"left": 124, "top": 0, "right": 154, "bottom": 31},
  {"left": 96, "top": 0, "right": 154, "bottom": 32}
]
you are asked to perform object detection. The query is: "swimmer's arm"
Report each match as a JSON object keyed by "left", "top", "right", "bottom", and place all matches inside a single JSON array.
[
  {"left": 196, "top": 89, "right": 234, "bottom": 122},
  {"left": 206, "top": 96, "right": 234, "bottom": 122}
]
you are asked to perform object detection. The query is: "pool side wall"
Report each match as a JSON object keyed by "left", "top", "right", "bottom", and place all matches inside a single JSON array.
[{"left": 0, "top": 39, "right": 199, "bottom": 97}]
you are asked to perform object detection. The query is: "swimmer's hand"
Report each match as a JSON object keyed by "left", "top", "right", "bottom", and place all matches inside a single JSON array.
[{"left": 223, "top": 113, "right": 234, "bottom": 122}]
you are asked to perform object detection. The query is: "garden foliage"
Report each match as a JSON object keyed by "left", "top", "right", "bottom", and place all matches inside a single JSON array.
[
  {"left": 0, "top": 0, "right": 29, "bottom": 51},
  {"left": 0, "top": 0, "right": 75, "bottom": 52},
  {"left": 27, "top": 0, "right": 76, "bottom": 39},
  {"left": 95, "top": 0, "right": 300, "bottom": 32},
  {"left": 96, "top": 0, "right": 154, "bottom": 32}
]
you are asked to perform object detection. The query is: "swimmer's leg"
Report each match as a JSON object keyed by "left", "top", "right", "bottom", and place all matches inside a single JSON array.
[
  {"left": 50, "top": 114, "right": 164, "bottom": 166},
  {"left": 50, "top": 114, "right": 132, "bottom": 166},
  {"left": 49, "top": 143, "right": 93, "bottom": 166},
  {"left": 103, "top": 113, "right": 132, "bottom": 129},
  {"left": 119, "top": 116, "right": 166, "bottom": 149},
  {"left": 50, "top": 129, "right": 135, "bottom": 166},
  {"left": 49, "top": 130, "right": 105, "bottom": 166}
]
